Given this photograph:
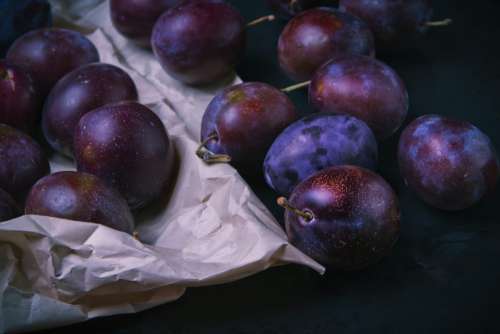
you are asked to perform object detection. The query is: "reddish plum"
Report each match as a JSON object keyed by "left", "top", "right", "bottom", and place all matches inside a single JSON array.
[
  {"left": 398, "top": 115, "right": 499, "bottom": 211},
  {"left": 278, "top": 8, "right": 375, "bottom": 81},
  {"left": 6, "top": 28, "right": 99, "bottom": 97},
  {"left": 74, "top": 101, "right": 172, "bottom": 210},
  {"left": 310, "top": 55, "right": 408, "bottom": 140},
  {"left": 200, "top": 82, "right": 298, "bottom": 167},
  {"left": 25, "top": 171, "right": 134, "bottom": 234},
  {"left": 0, "top": 188, "right": 19, "bottom": 222},
  {"left": 0, "top": 59, "right": 41, "bottom": 132},
  {"left": 152, "top": 0, "right": 246, "bottom": 85},
  {"left": 43, "top": 63, "right": 138, "bottom": 157},
  {"left": 0, "top": 124, "right": 50, "bottom": 200},
  {"left": 266, "top": 0, "right": 337, "bottom": 19},
  {"left": 283, "top": 165, "right": 400, "bottom": 270}
]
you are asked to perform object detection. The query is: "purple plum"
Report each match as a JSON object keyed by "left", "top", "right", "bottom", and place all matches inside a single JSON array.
[
  {"left": 264, "top": 114, "right": 378, "bottom": 196},
  {"left": 278, "top": 7, "right": 375, "bottom": 81},
  {"left": 283, "top": 165, "right": 400, "bottom": 270},
  {"left": 25, "top": 171, "right": 134, "bottom": 234},
  {"left": 42, "top": 63, "right": 138, "bottom": 157},
  {"left": 309, "top": 55, "right": 408, "bottom": 140},
  {"left": 398, "top": 115, "right": 499, "bottom": 211},
  {"left": 0, "top": 188, "right": 19, "bottom": 222},
  {"left": 266, "top": 0, "right": 337, "bottom": 19}
]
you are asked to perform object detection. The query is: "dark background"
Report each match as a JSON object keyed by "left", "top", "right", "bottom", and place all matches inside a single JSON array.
[{"left": 40, "top": 0, "right": 500, "bottom": 333}]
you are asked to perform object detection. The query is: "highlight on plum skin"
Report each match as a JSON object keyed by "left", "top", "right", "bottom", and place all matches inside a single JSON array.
[
  {"left": 309, "top": 55, "right": 409, "bottom": 140},
  {"left": 266, "top": 0, "right": 337, "bottom": 20},
  {"left": 25, "top": 171, "right": 135, "bottom": 234},
  {"left": 264, "top": 113, "right": 378, "bottom": 196},
  {"left": 283, "top": 165, "right": 400, "bottom": 270},
  {"left": 278, "top": 7, "right": 375, "bottom": 82},
  {"left": 0, "top": 187, "right": 19, "bottom": 222},
  {"left": 398, "top": 115, "right": 499, "bottom": 211}
]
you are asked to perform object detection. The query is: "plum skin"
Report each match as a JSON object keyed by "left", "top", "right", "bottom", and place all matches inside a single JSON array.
[
  {"left": 201, "top": 82, "right": 298, "bottom": 167},
  {"left": 6, "top": 28, "right": 99, "bottom": 97},
  {"left": 0, "top": 187, "right": 19, "bottom": 222},
  {"left": 42, "top": 63, "right": 138, "bottom": 157},
  {"left": 0, "top": 124, "right": 50, "bottom": 200},
  {"left": 398, "top": 115, "right": 499, "bottom": 211},
  {"left": 285, "top": 165, "right": 400, "bottom": 270},
  {"left": 264, "top": 113, "right": 378, "bottom": 196},
  {"left": 278, "top": 7, "right": 375, "bottom": 82},
  {"left": 74, "top": 101, "right": 172, "bottom": 210},
  {"left": 151, "top": 0, "right": 246, "bottom": 85},
  {"left": 0, "top": 59, "right": 41, "bottom": 132},
  {"left": 266, "top": 0, "right": 337, "bottom": 19},
  {"left": 25, "top": 171, "right": 134, "bottom": 234},
  {"left": 110, "top": 0, "right": 181, "bottom": 47},
  {"left": 310, "top": 55, "right": 408, "bottom": 140}
]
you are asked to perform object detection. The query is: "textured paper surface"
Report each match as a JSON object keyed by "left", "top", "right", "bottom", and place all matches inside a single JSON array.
[{"left": 0, "top": 1, "right": 323, "bottom": 333}]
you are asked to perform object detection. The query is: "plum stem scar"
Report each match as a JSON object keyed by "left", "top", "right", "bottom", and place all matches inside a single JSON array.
[
  {"left": 196, "top": 133, "right": 232, "bottom": 164},
  {"left": 133, "top": 231, "right": 140, "bottom": 240},
  {"left": 277, "top": 197, "right": 314, "bottom": 221},
  {"left": 426, "top": 18, "right": 452, "bottom": 27},
  {"left": 281, "top": 81, "right": 311, "bottom": 93},
  {"left": 247, "top": 14, "right": 275, "bottom": 27}
]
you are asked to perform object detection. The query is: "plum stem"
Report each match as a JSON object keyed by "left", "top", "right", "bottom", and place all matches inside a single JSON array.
[
  {"left": 247, "top": 14, "right": 275, "bottom": 27},
  {"left": 277, "top": 197, "right": 314, "bottom": 221},
  {"left": 426, "top": 18, "right": 453, "bottom": 27},
  {"left": 196, "top": 133, "right": 232, "bottom": 164},
  {"left": 281, "top": 81, "right": 311, "bottom": 93},
  {"left": 133, "top": 231, "right": 140, "bottom": 241}
]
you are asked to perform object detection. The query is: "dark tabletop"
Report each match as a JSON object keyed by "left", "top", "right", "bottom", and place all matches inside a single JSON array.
[{"left": 39, "top": 0, "right": 500, "bottom": 333}]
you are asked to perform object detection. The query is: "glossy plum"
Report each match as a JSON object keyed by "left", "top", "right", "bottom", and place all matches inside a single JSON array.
[
  {"left": 264, "top": 114, "right": 378, "bottom": 196},
  {"left": 110, "top": 0, "right": 181, "bottom": 47},
  {"left": 200, "top": 82, "right": 298, "bottom": 167},
  {"left": 43, "top": 63, "right": 138, "bottom": 157},
  {"left": 278, "top": 8, "right": 375, "bottom": 81},
  {"left": 6, "top": 28, "right": 99, "bottom": 97},
  {"left": 0, "top": 124, "right": 50, "bottom": 200},
  {"left": 0, "top": 60, "right": 41, "bottom": 132},
  {"left": 25, "top": 171, "right": 134, "bottom": 234},
  {"left": 266, "top": 0, "right": 337, "bottom": 19},
  {"left": 0, "top": 188, "right": 19, "bottom": 222},
  {"left": 310, "top": 55, "right": 408, "bottom": 140},
  {"left": 285, "top": 165, "right": 400, "bottom": 270},
  {"left": 339, "top": 0, "right": 433, "bottom": 47},
  {"left": 152, "top": 0, "right": 246, "bottom": 85},
  {"left": 398, "top": 115, "right": 499, "bottom": 211},
  {"left": 74, "top": 101, "right": 172, "bottom": 210}
]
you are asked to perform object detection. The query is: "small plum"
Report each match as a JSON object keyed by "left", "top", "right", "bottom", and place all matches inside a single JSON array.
[
  {"left": 309, "top": 55, "right": 408, "bottom": 140},
  {"left": 0, "top": 188, "right": 19, "bottom": 222},
  {"left": 398, "top": 115, "right": 499, "bottom": 211},
  {"left": 266, "top": 0, "right": 337, "bottom": 19},
  {"left": 25, "top": 171, "right": 134, "bottom": 234}
]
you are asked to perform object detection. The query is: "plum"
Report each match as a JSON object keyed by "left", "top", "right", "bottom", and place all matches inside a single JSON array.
[
  {"left": 110, "top": 0, "right": 181, "bottom": 47},
  {"left": 266, "top": 0, "right": 337, "bottom": 19},
  {"left": 310, "top": 55, "right": 408, "bottom": 140},
  {"left": 0, "top": 0, "right": 51, "bottom": 56},
  {"left": 6, "top": 28, "right": 99, "bottom": 97},
  {"left": 0, "top": 188, "right": 19, "bottom": 222},
  {"left": 398, "top": 115, "right": 499, "bottom": 211},
  {"left": 151, "top": 0, "right": 246, "bottom": 85},
  {"left": 281, "top": 165, "right": 400, "bottom": 270},
  {"left": 25, "top": 171, "right": 134, "bottom": 234},
  {"left": 199, "top": 82, "right": 298, "bottom": 167},
  {"left": 74, "top": 101, "right": 172, "bottom": 210},
  {"left": 278, "top": 7, "right": 375, "bottom": 82},
  {"left": 43, "top": 63, "right": 138, "bottom": 157},
  {"left": 0, "top": 123, "right": 50, "bottom": 200},
  {"left": 264, "top": 114, "right": 378, "bottom": 196}
]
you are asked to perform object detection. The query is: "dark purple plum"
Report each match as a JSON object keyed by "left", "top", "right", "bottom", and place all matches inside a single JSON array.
[
  {"left": 43, "top": 63, "right": 138, "bottom": 157},
  {"left": 6, "top": 28, "right": 99, "bottom": 97},
  {"left": 0, "top": 124, "right": 50, "bottom": 200},
  {"left": 0, "top": 59, "right": 41, "bottom": 132},
  {"left": 398, "top": 115, "right": 499, "bottom": 211},
  {"left": 264, "top": 114, "right": 378, "bottom": 196},
  {"left": 339, "top": 0, "right": 436, "bottom": 48},
  {"left": 283, "top": 165, "right": 400, "bottom": 270},
  {"left": 200, "top": 82, "right": 298, "bottom": 167},
  {"left": 310, "top": 55, "right": 408, "bottom": 140},
  {"left": 151, "top": 0, "right": 246, "bottom": 85},
  {"left": 110, "top": 0, "right": 181, "bottom": 47},
  {"left": 266, "top": 0, "right": 337, "bottom": 19},
  {"left": 74, "top": 101, "right": 172, "bottom": 210},
  {"left": 0, "top": 188, "right": 19, "bottom": 222},
  {"left": 25, "top": 171, "right": 134, "bottom": 234},
  {"left": 278, "top": 7, "right": 375, "bottom": 82}
]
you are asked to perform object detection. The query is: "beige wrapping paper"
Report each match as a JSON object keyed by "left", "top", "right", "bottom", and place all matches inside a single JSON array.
[{"left": 0, "top": 1, "right": 324, "bottom": 332}]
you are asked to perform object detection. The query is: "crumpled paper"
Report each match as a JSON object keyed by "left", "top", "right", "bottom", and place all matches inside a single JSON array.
[{"left": 0, "top": 1, "right": 323, "bottom": 333}]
